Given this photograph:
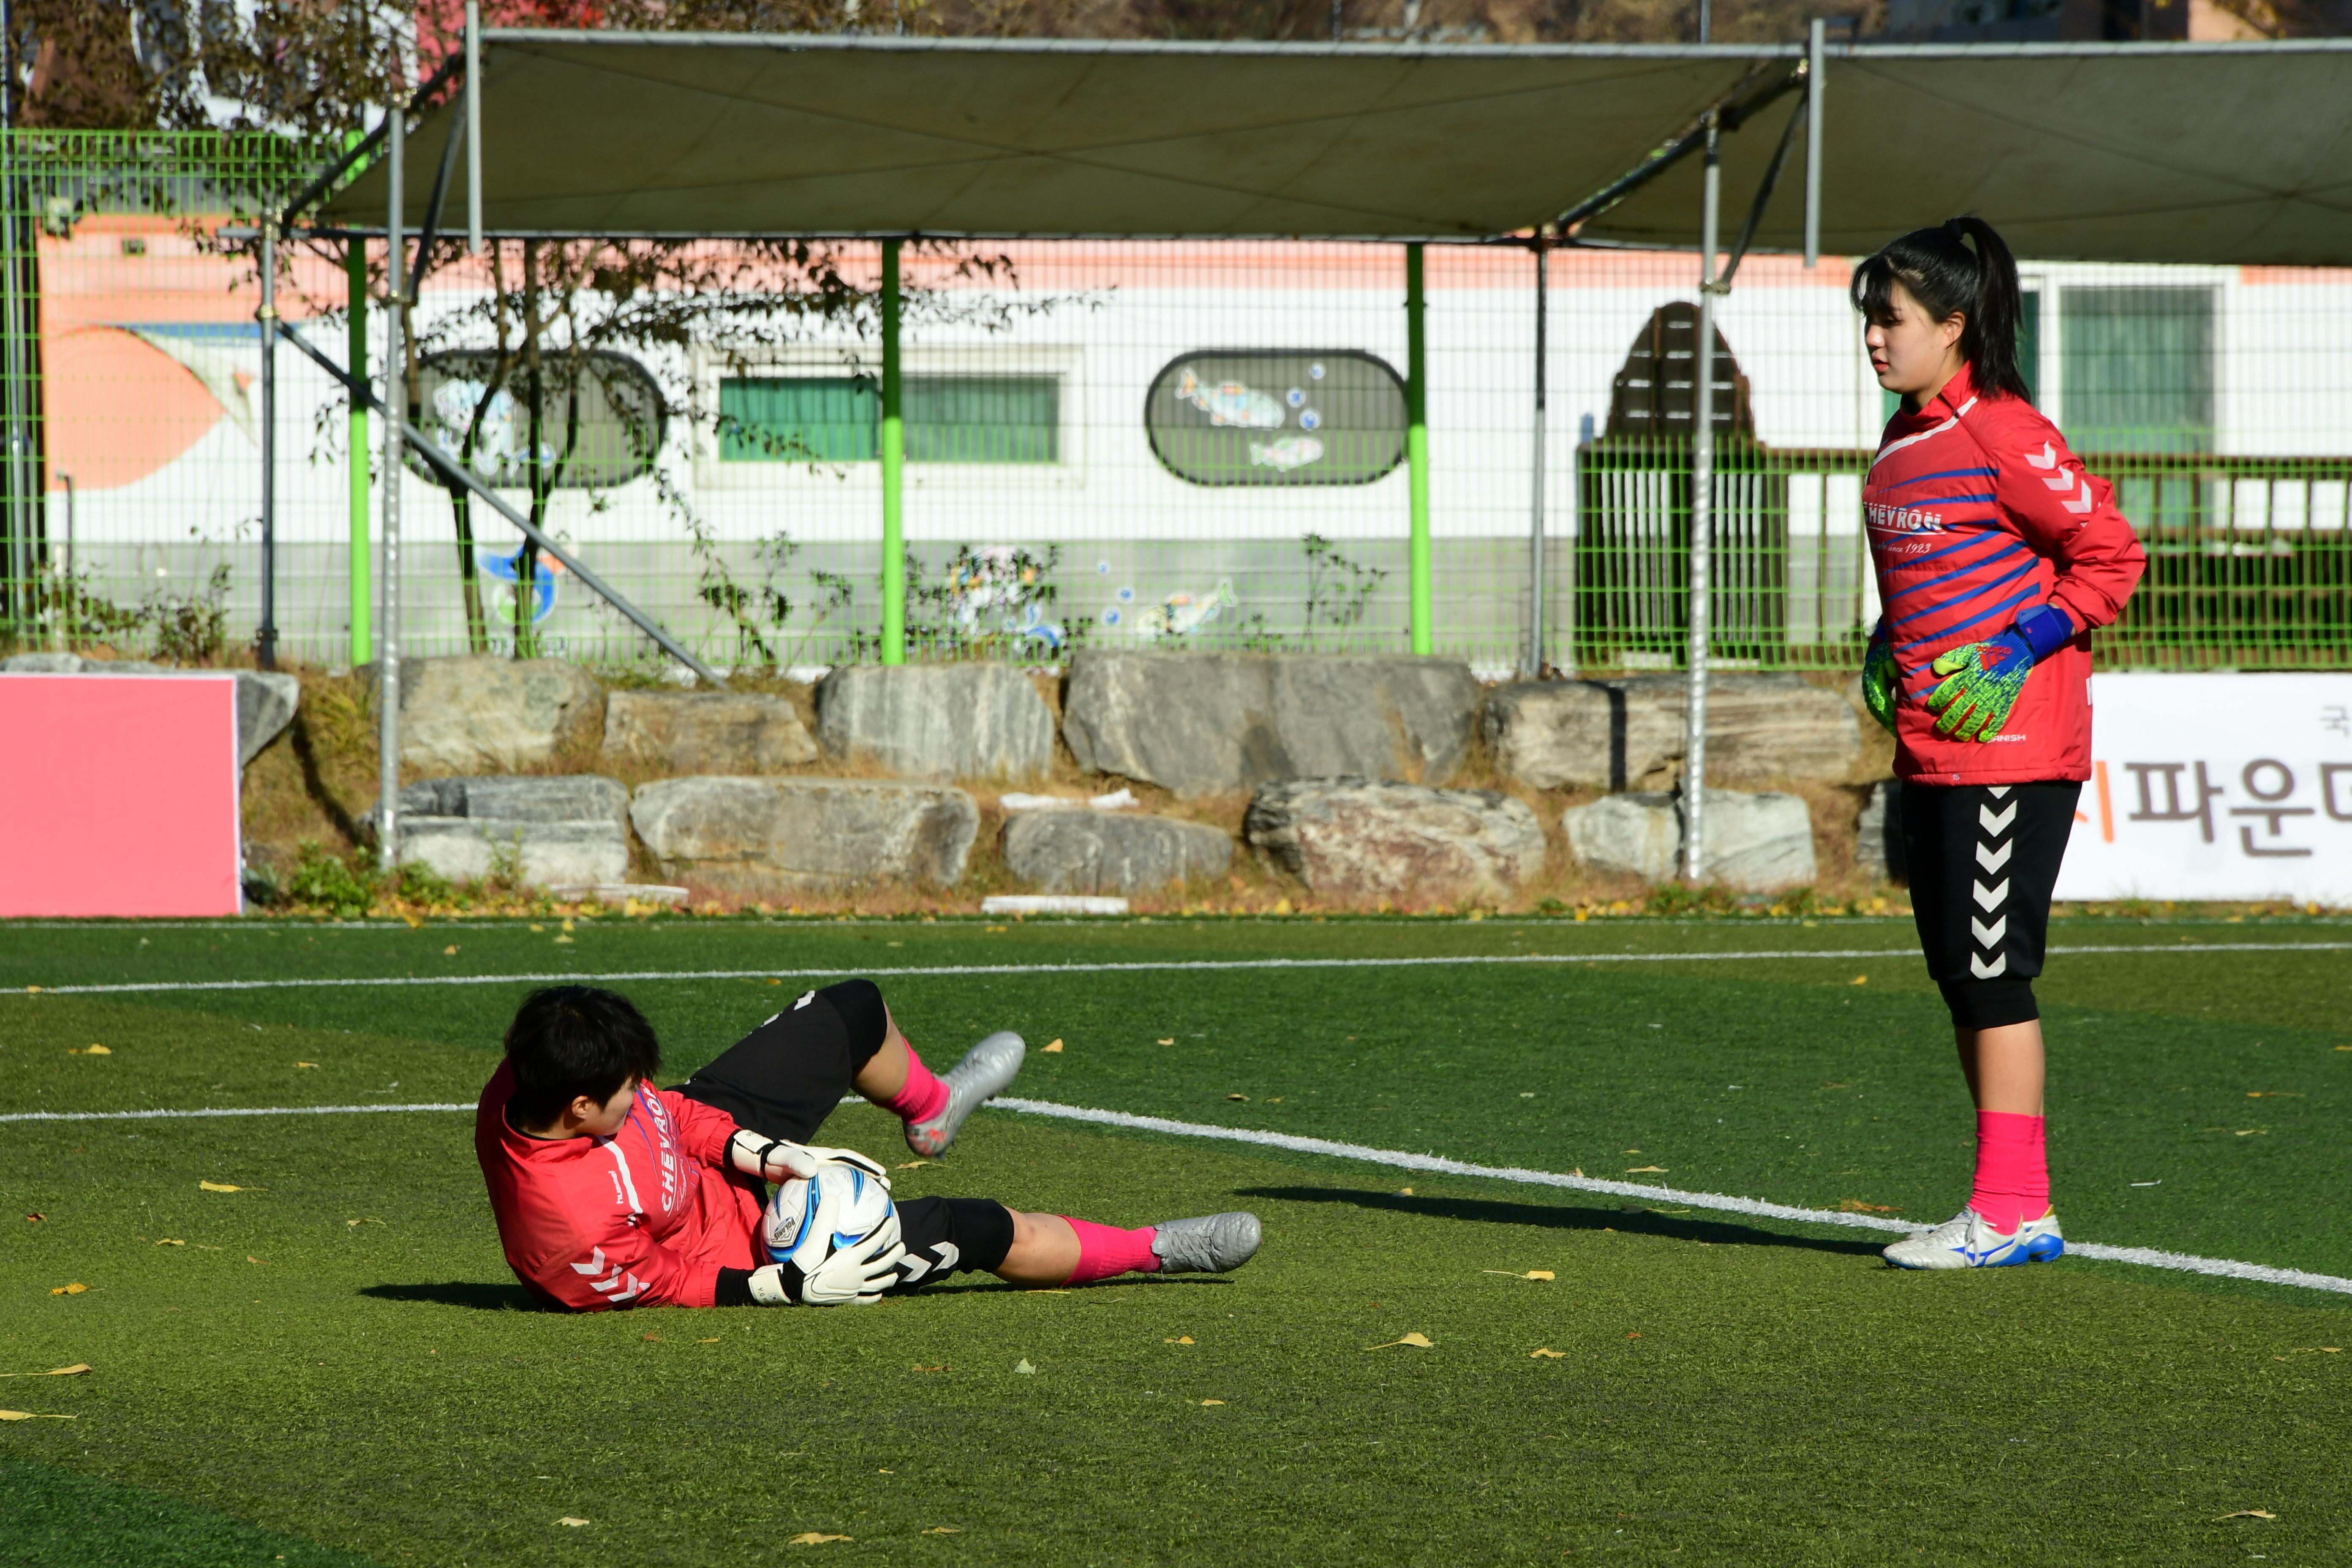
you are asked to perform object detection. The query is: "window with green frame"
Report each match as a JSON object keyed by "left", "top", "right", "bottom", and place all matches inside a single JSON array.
[
  {"left": 2059, "top": 286, "right": 2216, "bottom": 455},
  {"left": 719, "top": 374, "right": 1060, "bottom": 464}
]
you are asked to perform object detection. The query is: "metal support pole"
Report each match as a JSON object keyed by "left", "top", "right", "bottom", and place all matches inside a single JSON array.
[
  {"left": 465, "top": 0, "right": 483, "bottom": 254},
  {"left": 256, "top": 218, "right": 279, "bottom": 669},
  {"left": 52, "top": 472, "right": 70, "bottom": 651},
  {"left": 1405, "top": 242, "right": 1432, "bottom": 656},
  {"left": 1684, "top": 115, "right": 1722, "bottom": 883},
  {"left": 346, "top": 236, "right": 371, "bottom": 666},
  {"left": 1522, "top": 238, "right": 1548, "bottom": 680},
  {"left": 378, "top": 107, "right": 405, "bottom": 874},
  {"left": 879, "top": 238, "right": 906, "bottom": 665},
  {"left": 0, "top": 119, "right": 27, "bottom": 629},
  {"left": 1805, "top": 18, "right": 1825, "bottom": 269}
]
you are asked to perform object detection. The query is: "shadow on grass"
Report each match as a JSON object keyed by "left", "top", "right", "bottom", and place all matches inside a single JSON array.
[
  {"left": 1239, "top": 1185, "right": 1891, "bottom": 1258},
  {"left": 361, "top": 1281, "right": 549, "bottom": 1311}
]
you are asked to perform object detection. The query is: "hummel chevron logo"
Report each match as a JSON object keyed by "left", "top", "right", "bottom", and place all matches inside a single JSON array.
[
  {"left": 1979, "top": 801, "right": 2017, "bottom": 835},
  {"left": 1971, "top": 952, "right": 2010, "bottom": 979},
  {"left": 570, "top": 1247, "right": 610, "bottom": 1277},
  {"left": 1972, "top": 915, "right": 2008, "bottom": 947},
  {"left": 1975, "top": 841, "right": 2014, "bottom": 874},
  {"left": 2043, "top": 471, "right": 2075, "bottom": 492},
  {"left": 2026, "top": 443, "right": 2058, "bottom": 470},
  {"left": 1973, "top": 879, "right": 2009, "bottom": 911},
  {"left": 1987, "top": 786, "right": 2012, "bottom": 798},
  {"left": 2064, "top": 477, "right": 2095, "bottom": 515}
]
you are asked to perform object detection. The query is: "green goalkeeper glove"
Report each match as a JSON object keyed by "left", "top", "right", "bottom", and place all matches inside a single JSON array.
[
  {"left": 1924, "top": 604, "right": 2076, "bottom": 742},
  {"left": 1861, "top": 621, "right": 1899, "bottom": 737}
]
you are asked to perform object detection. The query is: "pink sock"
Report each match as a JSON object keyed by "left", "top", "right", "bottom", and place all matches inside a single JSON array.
[
  {"left": 1062, "top": 1217, "right": 1162, "bottom": 1285},
  {"left": 1970, "top": 1111, "right": 2049, "bottom": 1233},
  {"left": 880, "top": 1045, "right": 950, "bottom": 1127}
]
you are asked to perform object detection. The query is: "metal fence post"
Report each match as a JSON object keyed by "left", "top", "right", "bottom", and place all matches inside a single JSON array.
[
  {"left": 346, "top": 235, "right": 371, "bottom": 667},
  {"left": 257, "top": 216, "right": 279, "bottom": 669},
  {"left": 378, "top": 109, "right": 405, "bottom": 874},
  {"left": 1684, "top": 113, "right": 1722, "bottom": 884},
  {"left": 1524, "top": 237, "right": 1548, "bottom": 679},
  {"left": 1406, "top": 241, "right": 1432, "bottom": 656},
  {"left": 880, "top": 237, "right": 906, "bottom": 665}
]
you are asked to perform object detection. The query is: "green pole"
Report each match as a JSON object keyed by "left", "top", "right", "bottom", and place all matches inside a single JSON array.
[
  {"left": 1405, "top": 242, "right": 1432, "bottom": 656},
  {"left": 346, "top": 234, "right": 372, "bottom": 667},
  {"left": 879, "top": 239, "right": 905, "bottom": 665}
]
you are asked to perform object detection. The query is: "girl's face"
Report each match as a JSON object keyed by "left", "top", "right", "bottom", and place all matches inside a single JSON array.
[{"left": 1865, "top": 279, "right": 1968, "bottom": 407}]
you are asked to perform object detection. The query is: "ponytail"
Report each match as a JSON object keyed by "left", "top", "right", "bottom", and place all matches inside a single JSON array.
[{"left": 1850, "top": 215, "right": 2031, "bottom": 403}]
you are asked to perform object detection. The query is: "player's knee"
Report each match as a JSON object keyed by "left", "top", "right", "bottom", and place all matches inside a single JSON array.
[
  {"left": 1938, "top": 977, "right": 2038, "bottom": 1031},
  {"left": 818, "top": 979, "right": 890, "bottom": 1065}
]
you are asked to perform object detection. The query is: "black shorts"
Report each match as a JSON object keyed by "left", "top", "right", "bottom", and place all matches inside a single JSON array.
[
  {"left": 1900, "top": 780, "right": 2080, "bottom": 1031},
  {"left": 675, "top": 981, "right": 1014, "bottom": 1287}
]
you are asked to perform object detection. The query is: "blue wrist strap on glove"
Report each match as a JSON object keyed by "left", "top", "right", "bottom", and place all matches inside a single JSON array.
[{"left": 2012, "top": 602, "right": 2076, "bottom": 663}]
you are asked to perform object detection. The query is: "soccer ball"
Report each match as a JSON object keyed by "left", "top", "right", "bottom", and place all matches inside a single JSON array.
[{"left": 764, "top": 1158, "right": 896, "bottom": 1275}]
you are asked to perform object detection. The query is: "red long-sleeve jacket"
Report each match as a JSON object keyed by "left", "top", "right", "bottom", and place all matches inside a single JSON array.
[
  {"left": 1864, "top": 362, "right": 2146, "bottom": 785},
  {"left": 475, "top": 1062, "right": 764, "bottom": 1310}
]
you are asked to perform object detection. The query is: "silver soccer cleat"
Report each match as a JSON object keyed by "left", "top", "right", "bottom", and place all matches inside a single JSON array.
[
  {"left": 904, "top": 1030, "right": 1026, "bottom": 1157},
  {"left": 1150, "top": 1211, "right": 1263, "bottom": 1274},
  {"left": 1882, "top": 1207, "right": 2065, "bottom": 1270}
]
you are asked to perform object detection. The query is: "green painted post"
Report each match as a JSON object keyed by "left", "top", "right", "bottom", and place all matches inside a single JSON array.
[
  {"left": 346, "top": 235, "right": 371, "bottom": 666},
  {"left": 879, "top": 239, "right": 905, "bottom": 665},
  {"left": 1405, "top": 242, "right": 1432, "bottom": 655}
]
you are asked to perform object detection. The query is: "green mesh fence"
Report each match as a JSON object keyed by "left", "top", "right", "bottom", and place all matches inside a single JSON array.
[{"left": 2, "top": 130, "right": 2347, "bottom": 676}]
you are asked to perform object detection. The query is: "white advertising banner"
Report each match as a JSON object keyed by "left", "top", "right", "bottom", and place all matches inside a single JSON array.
[{"left": 2053, "top": 673, "right": 2352, "bottom": 904}]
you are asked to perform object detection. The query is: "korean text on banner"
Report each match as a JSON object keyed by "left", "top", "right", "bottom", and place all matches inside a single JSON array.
[
  {"left": 2056, "top": 673, "right": 2352, "bottom": 905},
  {"left": 0, "top": 674, "right": 244, "bottom": 917}
]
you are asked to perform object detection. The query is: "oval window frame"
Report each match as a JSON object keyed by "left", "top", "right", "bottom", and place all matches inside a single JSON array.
[{"left": 1145, "top": 348, "right": 1407, "bottom": 488}]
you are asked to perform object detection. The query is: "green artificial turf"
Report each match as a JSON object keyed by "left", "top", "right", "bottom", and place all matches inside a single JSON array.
[{"left": 5, "top": 915, "right": 2352, "bottom": 1565}]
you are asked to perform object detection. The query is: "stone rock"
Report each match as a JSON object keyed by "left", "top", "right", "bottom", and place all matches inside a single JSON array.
[
  {"left": 1, "top": 655, "right": 299, "bottom": 768},
  {"left": 1855, "top": 780, "right": 1907, "bottom": 884},
  {"left": 1484, "top": 674, "right": 1862, "bottom": 791},
  {"left": 1063, "top": 651, "right": 1480, "bottom": 798},
  {"left": 1002, "top": 810, "right": 1233, "bottom": 896},
  {"left": 1563, "top": 787, "right": 1818, "bottom": 892},
  {"left": 602, "top": 689, "right": 817, "bottom": 774},
  {"left": 630, "top": 776, "right": 979, "bottom": 892},
  {"left": 1244, "top": 778, "right": 1546, "bottom": 900},
  {"left": 389, "top": 774, "right": 629, "bottom": 830},
  {"left": 815, "top": 664, "right": 1054, "bottom": 782},
  {"left": 397, "top": 656, "right": 603, "bottom": 773},
  {"left": 397, "top": 818, "right": 631, "bottom": 888}
]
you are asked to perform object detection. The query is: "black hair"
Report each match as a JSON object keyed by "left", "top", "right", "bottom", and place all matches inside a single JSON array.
[
  {"left": 504, "top": 986, "right": 662, "bottom": 1128},
  {"left": 1850, "top": 216, "right": 2032, "bottom": 403}
]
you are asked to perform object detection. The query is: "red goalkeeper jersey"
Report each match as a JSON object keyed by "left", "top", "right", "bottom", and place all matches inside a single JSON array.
[
  {"left": 1865, "top": 362, "right": 2146, "bottom": 786},
  {"left": 475, "top": 1062, "right": 764, "bottom": 1310}
]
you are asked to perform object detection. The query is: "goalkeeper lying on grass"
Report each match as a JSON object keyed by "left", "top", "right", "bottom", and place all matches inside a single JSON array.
[{"left": 475, "top": 982, "right": 1260, "bottom": 1309}]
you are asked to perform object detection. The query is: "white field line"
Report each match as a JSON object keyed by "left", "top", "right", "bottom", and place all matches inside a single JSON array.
[
  {"left": 10, "top": 941, "right": 2351, "bottom": 998},
  {"left": 8, "top": 1094, "right": 2350, "bottom": 1298}
]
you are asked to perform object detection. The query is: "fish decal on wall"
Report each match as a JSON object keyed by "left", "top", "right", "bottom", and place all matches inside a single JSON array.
[
  {"left": 1174, "top": 369, "right": 1285, "bottom": 430},
  {"left": 1248, "top": 436, "right": 1324, "bottom": 472}
]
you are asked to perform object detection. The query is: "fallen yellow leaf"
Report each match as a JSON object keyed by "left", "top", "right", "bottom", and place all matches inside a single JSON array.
[
  {"left": 1272, "top": 898, "right": 1292, "bottom": 915},
  {"left": 1200, "top": 1399, "right": 1225, "bottom": 1406},
  {"left": 1625, "top": 1165, "right": 1669, "bottom": 1174},
  {"left": 787, "top": 1533, "right": 852, "bottom": 1545},
  {"left": 553, "top": 935, "right": 574, "bottom": 945},
  {"left": 557, "top": 1517, "right": 591, "bottom": 1527},
  {"left": 0, "top": 1410, "right": 76, "bottom": 1421},
  {"left": 295, "top": 1062, "right": 318, "bottom": 1069},
  {"left": 156, "top": 1238, "right": 185, "bottom": 1247},
  {"left": 1165, "top": 1336, "right": 1195, "bottom": 1345},
  {"left": 1043, "top": 1039, "right": 1064, "bottom": 1053},
  {"left": 245, "top": 1255, "right": 267, "bottom": 1266},
  {"left": 698, "top": 1337, "right": 721, "bottom": 1344},
  {"left": 1530, "top": 1348, "right": 1567, "bottom": 1359},
  {"left": 1225, "top": 1093, "right": 1249, "bottom": 1101},
  {"left": 1367, "top": 1332, "right": 1434, "bottom": 1350},
  {"left": 1483, "top": 1270, "right": 1554, "bottom": 1281},
  {"left": 1157, "top": 1037, "right": 1176, "bottom": 1045},
  {"left": 894, "top": 1160, "right": 934, "bottom": 1170},
  {"left": 922, "top": 1527, "right": 962, "bottom": 1535},
  {"left": 2213, "top": 1510, "right": 2276, "bottom": 1521},
  {"left": 1840, "top": 1199, "right": 1903, "bottom": 1214},
  {"left": 70, "top": 1044, "right": 111, "bottom": 1056},
  {"left": 198, "top": 1181, "right": 254, "bottom": 1192},
  {"left": 444, "top": 945, "right": 458, "bottom": 956},
  {"left": 0, "top": 1364, "right": 91, "bottom": 1378},
  {"left": 1849, "top": 975, "right": 1868, "bottom": 986},
  {"left": 49, "top": 1283, "right": 87, "bottom": 1296},
  {"left": 1395, "top": 1187, "right": 1413, "bottom": 1196}
]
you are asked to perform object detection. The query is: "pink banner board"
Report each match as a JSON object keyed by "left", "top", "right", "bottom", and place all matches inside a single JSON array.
[{"left": 0, "top": 673, "right": 242, "bottom": 917}]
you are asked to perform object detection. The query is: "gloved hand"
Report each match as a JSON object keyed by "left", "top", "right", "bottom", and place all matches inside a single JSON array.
[
  {"left": 1925, "top": 603, "right": 2075, "bottom": 742},
  {"left": 1860, "top": 620, "right": 1899, "bottom": 737},
  {"left": 726, "top": 1127, "right": 820, "bottom": 1184},
  {"left": 797, "top": 1145, "right": 893, "bottom": 1189},
  {"left": 745, "top": 1216, "right": 908, "bottom": 1307}
]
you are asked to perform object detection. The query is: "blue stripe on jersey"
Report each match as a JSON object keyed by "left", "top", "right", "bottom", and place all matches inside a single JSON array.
[
  {"left": 1896, "top": 491, "right": 1997, "bottom": 508},
  {"left": 1879, "top": 527, "right": 2013, "bottom": 576},
  {"left": 1886, "top": 534, "right": 2036, "bottom": 602},
  {"left": 1896, "top": 577, "right": 2043, "bottom": 656},
  {"left": 1876, "top": 465, "right": 1996, "bottom": 490}
]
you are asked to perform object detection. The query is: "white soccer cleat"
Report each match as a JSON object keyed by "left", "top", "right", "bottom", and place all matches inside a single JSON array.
[
  {"left": 1882, "top": 1207, "right": 2065, "bottom": 1270},
  {"left": 1150, "top": 1211, "right": 1263, "bottom": 1274},
  {"left": 904, "top": 1030, "right": 1026, "bottom": 1157}
]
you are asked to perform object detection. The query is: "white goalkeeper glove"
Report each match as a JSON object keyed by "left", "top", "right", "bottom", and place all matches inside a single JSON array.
[
  {"left": 746, "top": 1217, "right": 908, "bottom": 1307},
  {"left": 795, "top": 1145, "right": 893, "bottom": 1189},
  {"left": 725, "top": 1128, "right": 819, "bottom": 1184}
]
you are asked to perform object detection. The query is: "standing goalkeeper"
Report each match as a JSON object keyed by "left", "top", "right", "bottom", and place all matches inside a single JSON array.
[{"left": 1851, "top": 217, "right": 2144, "bottom": 1269}]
